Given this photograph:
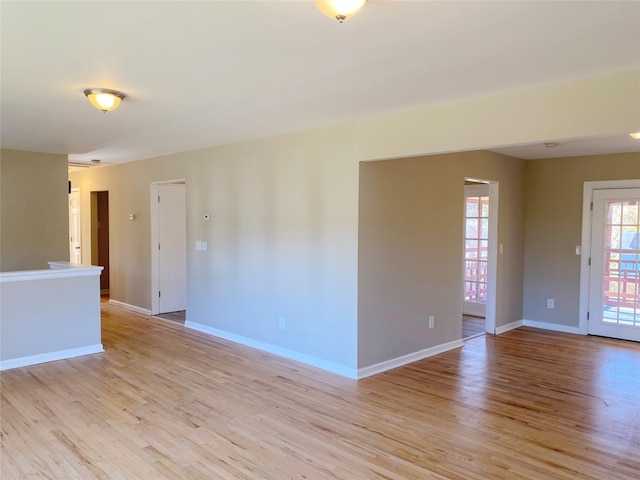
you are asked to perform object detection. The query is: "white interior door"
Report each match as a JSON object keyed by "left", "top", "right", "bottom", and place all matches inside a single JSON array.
[
  {"left": 158, "top": 184, "right": 187, "bottom": 314},
  {"left": 588, "top": 188, "right": 640, "bottom": 341},
  {"left": 69, "top": 189, "right": 81, "bottom": 264}
]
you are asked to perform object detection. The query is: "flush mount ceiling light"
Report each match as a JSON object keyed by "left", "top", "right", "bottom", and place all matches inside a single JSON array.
[
  {"left": 630, "top": 132, "right": 640, "bottom": 140},
  {"left": 315, "top": 0, "right": 366, "bottom": 23},
  {"left": 84, "top": 88, "right": 125, "bottom": 112},
  {"left": 544, "top": 142, "right": 559, "bottom": 148}
]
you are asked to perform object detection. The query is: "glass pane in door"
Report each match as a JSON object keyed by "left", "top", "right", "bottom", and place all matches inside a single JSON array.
[
  {"left": 602, "top": 199, "right": 639, "bottom": 326},
  {"left": 464, "top": 195, "right": 489, "bottom": 304}
]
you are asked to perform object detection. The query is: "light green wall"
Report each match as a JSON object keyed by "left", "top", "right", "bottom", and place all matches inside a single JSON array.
[
  {"left": 0, "top": 149, "right": 69, "bottom": 271},
  {"left": 358, "top": 151, "right": 525, "bottom": 367},
  {"left": 523, "top": 153, "right": 640, "bottom": 327}
]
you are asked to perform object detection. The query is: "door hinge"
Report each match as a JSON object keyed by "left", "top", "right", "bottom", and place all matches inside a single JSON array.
[
  {"left": 159, "top": 291, "right": 161, "bottom": 298},
  {"left": 588, "top": 257, "right": 591, "bottom": 266},
  {"left": 158, "top": 195, "right": 160, "bottom": 203},
  {"left": 158, "top": 243, "right": 161, "bottom": 250},
  {"left": 587, "top": 311, "right": 590, "bottom": 320},
  {"left": 590, "top": 202, "right": 593, "bottom": 211}
]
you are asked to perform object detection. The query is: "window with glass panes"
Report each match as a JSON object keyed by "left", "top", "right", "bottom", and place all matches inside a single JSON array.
[
  {"left": 464, "top": 195, "right": 489, "bottom": 304},
  {"left": 602, "top": 199, "right": 639, "bottom": 326}
]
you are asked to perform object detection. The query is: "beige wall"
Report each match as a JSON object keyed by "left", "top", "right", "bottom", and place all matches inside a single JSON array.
[
  {"left": 0, "top": 149, "right": 69, "bottom": 271},
  {"left": 1, "top": 269, "right": 102, "bottom": 365},
  {"left": 523, "top": 153, "right": 640, "bottom": 327},
  {"left": 72, "top": 163, "right": 165, "bottom": 306},
  {"left": 67, "top": 70, "right": 638, "bottom": 375},
  {"left": 358, "top": 151, "right": 525, "bottom": 367},
  {"left": 352, "top": 70, "right": 640, "bottom": 161},
  {"left": 70, "top": 128, "right": 360, "bottom": 371}
]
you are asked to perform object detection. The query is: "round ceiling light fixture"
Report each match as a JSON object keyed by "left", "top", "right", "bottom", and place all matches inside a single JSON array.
[
  {"left": 84, "top": 88, "right": 126, "bottom": 112},
  {"left": 315, "top": 0, "right": 367, "bottom": 23}
]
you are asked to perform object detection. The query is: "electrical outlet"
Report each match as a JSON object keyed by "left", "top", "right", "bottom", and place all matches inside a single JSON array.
[
  {"left": 278, "top": 317, "right": 286, "bottom": 330},
  {"left": 428, "top": 315, "right": 435, "bottom": 329},
  {"left": 547, "top": 298, "right": 555, "bottom": 309}
]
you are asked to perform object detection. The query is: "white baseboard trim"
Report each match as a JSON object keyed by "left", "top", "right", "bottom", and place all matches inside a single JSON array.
[
  {"left": 0, "top": 344, "right": 104, "bottom": 371},
  {"left": 522, "top": 319, "right": 583, "bottom": 335},
  {"left": 185, "top": 321, "right": 358, "bottom": 379},
  {"left": 495, "top": 320, "right": 523, "bottom": 335},
  {"left": 108, "top": 299, "right": 151, "bottom": 316},
  {"left": 357, "top": 339, "right": 464, "bottom": 379}
]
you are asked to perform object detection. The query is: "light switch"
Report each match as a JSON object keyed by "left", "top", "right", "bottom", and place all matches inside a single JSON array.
[
  {"left": 201, "top": 241, "right": 208, "bottom": 251},
  {"left": 576, "top": 246, "right": 581, "bottom": 255}
]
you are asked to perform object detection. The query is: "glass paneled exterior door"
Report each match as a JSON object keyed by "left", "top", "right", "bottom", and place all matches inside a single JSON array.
[
  {"left": 589, "top": 188, "right": 640, "bottom": 341},
  {"left": 463, "top": 185, "right": 489, "bottom": 317}
]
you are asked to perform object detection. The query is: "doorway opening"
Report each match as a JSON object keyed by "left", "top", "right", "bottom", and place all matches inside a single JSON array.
[
  {"left": 462, "top": 178, "right": 498, "bottom": 339},
  {"left": 91, "top": 191, "right": 110, "bottom": 296},
  {"left": 579, "top": 180, "right": 640, "bottom": 342},
  {"left": 150, "top": 180, "right": 187, "bottom": 320},
  {"left": 69, "top": 188, "right": 82, "bottom": 264}
]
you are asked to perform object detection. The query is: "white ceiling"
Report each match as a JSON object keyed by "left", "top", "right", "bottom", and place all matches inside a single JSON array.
[
  {"left": 490, "top": 134, "right": 640, "bottom": 160},
  {"left": 2, "top": 1, "right": 639, "bottom": 165}
]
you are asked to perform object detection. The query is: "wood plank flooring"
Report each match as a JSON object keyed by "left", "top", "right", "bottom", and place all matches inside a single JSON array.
[
  {"left": 2, "top": 301, "right": 639, "bottom": 479},
  {"left": 462, "top": 315, "right": 485, "bottom": 339}
]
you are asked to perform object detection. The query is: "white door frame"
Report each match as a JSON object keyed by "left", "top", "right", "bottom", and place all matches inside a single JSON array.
[
  {"left": 150, "top": 179, "right": 186, "bottom": 315},
  {"left": 464, "top": 178, "right": 498, "bottom": 335},
  {"left": 578, "top": 179, "right": 640, "bottom": 335},
  {"left": 462, "top": 183, "right": 489, "bottom": 318}
]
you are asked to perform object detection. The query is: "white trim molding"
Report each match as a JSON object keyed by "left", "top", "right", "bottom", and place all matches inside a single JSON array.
[
  {"left": 495, "top": 320, "right": 523, "bottom": 335},
  {"left": 463, "top": 178, "right": 499, "bottom": 335},
  {"left": 108, "top": 299, "right": 152, "bottom": 316},
  {"left": 150, "top": 179, "right": 186, "bottom": 316},
  {"left": 522, "top": 319, "right": 582, "bottom": 335},
  {"left": 493, "top": 319, "right": 582, "bottom": 335},
  {"left": 185, "top": 321, "right": 358, "bottom": 379},
  {"left": 0, "top": 344, "right": 104, "bottom": 371},
  {"left": 357, "top": 339, "right": 463, "bottom": 379},
  {"left": 1, "top": 263, "right": 103, "bottom": 283}
]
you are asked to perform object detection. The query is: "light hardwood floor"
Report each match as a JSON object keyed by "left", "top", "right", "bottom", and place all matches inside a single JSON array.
[{"left": 2, "top": 301, "right": 639, "bottom": 479}]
